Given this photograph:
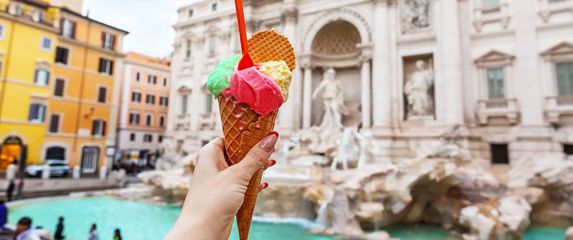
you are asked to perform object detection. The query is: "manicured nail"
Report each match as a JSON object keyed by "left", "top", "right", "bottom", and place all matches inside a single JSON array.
[
  {"left": 271, "top": 131, "right": 279, "bottom": 138},
  {"left": 261, "top": 183, "right": 269, "bottom": 189},
  {"left": 259, "top": 133, "right": 278, "bottom": 153},
  {"left": 269, "top": 160, "right": 277, "bottom": 167}
]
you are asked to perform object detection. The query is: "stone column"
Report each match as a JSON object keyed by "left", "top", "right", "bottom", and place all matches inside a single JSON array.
[
  {"left": 360, "top": 48, "right": 373, "bottom": 128},
  {"left": 278, "top": 7, "right": 298, "bottom": 131},
  {"left": 301, "top": 56, "right": 313, "bottom": 128},
  {"left": 440, "top": 0, "right": 464, "bottom": 125},
  {"left": 371, "top": 0, "right": 392, "bottom": 130}
]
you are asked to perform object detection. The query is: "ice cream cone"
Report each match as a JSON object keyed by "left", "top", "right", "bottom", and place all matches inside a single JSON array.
[{"left": 216, "top": 29, "right": 295, "bottom": 240}]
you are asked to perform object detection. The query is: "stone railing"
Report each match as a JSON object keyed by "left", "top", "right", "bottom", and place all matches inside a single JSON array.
[
  {"left": 200, "top": 112, "right": 218, "bottom": 130},
  {"left": 174, "top": 114, "right": 191, "bottom": 131},
  {"left": 545, "top": 95, "right": 573, "bottom": 124},
  {"left": 476, "top": 98, "right": 519, "bottom": 125},
  {"left": 473, "top": 3, "right": 511, "bottom": 32},
  {"left": 539, "top": 0, "right": 573, "bottom": 22}
]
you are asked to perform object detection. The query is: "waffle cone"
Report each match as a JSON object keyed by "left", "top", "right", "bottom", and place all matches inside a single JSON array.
[{"left": 219, "top": 29, "right": 295, "bottom": 240}]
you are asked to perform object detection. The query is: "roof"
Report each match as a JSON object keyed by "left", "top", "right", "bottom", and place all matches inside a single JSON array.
[
  {"left": 60, "top": 7, "right": 130, "bottom": 34},
  {"left": 125, "top": 52, "right": 171, "bottom": 70}
]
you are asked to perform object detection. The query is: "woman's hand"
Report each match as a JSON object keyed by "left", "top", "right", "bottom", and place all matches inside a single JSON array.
[{"left": 166, "top": 133, "right": 278, "bottom": 240}]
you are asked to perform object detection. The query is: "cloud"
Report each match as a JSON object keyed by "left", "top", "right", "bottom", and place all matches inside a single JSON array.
[{"left": 83, "top": 0, "right": 192, "bottom": 58}]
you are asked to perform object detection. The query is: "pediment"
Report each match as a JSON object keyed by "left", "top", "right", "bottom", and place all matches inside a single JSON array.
[
  {"left": 475, "top": 50, "right": 514, "bottom": 63},
  {"left": 542, "top": 42, "right": 573, "bottom": 57}
]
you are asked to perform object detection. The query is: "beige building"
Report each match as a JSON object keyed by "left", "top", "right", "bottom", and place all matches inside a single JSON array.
[{"left": 117, "top": 52, "right": 170, "bottom": 166}]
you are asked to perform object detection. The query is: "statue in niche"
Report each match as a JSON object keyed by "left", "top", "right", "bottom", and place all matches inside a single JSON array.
[
  {"left": 312, "top": 68, "right": 349, "bottom": 130},
  {"left": 402, "top": 0, "right": 431, "bottom": 32},
  {"left": 405, "top": 59, "right": 434, "bottom": 119}
]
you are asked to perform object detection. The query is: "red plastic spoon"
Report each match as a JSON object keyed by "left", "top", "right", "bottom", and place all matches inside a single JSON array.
[{"left": 235, "top": 0, "right": 254, "bottom": 70}]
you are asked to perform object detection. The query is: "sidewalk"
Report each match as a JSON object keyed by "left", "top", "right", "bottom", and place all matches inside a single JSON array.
[{"left": 0, "top": 178, "right": 121, "bottom": 199}]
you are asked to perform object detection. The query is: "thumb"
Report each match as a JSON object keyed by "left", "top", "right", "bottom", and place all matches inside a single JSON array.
[{"left": 227, "top": 132, "right": 278, "bottom": 183}]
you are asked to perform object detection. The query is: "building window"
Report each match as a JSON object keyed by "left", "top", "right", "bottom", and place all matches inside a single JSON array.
[
  {"left": 0, "top": 24, "right": 5, "bottom": 40},
  {"left": 483, "top": 0, "right": 500, "bottom": 7},
  {"left": 490, "top": 144, "right": 509, "bottom": 165},
  {"left": 158, "top": 135, "right": 163, "bottom": 143},
  {"left": 98, "top": 58, "right": 114, "bottom": 75},
  {"left": 81, "top": 147, "right": 99, "bottom": 174},
  {"left": 148, "top": 75, "right": 157, "bottom": 84},
  {"left": 163, "top": 78, "right": 168, "bottom": 86},
  {"left": 185, "top": 41, "right": 192, "bottom": 59},
  {"left": 92, "top": 120, "right": 106, "bottom": 136},
  {"left": 159, "top": 96, "right": 169, "bottom": 106},
  {"left": 129, "top": 133, "right": 136, "bottom": 142},
  {"left": 41, "top": 37, "right": 52, "bottom": 50},
  {"left": 208, "top": 35, "right": 216, "bottom": 55},
  {"left": 55, "top": 47, "right": 70, "bottom": 65},
  {"left": 146, "top": 94, "right": 156, "bottom": 105},
  {"left": 101, "top": 32, "right": 116, "bottom": 50},
  {"left": 28, "top": 103, "right": 46, "bottom": 122},
  {"left": 97, "top": 87, "right": 107, "bottom": 103},
  {"left": 54, "top": 79, "right": 65, "bottom": 97},
  {"left": 145, "top": 114, "right": 153, "bottom": 126},
  {"left": 159, "top": 116, "right": 165, "bottom": 127},
  {"left": 131, "top": 92, "right": 142, "bottom": 102},
  {"left": 143, "top": 134, "right": 153, "bottom": 143},
  {"left": 129, "top": 113, "right": 140, "bottom": 125},
  {"left": 556, "top": 62, "right": 573, "bottom": 96},
  {"left": 34, "top": 69, "right": 50, "bottom": 86},
  {"left": 136, "top": 72, "right": 140, "bottom": 82},
  {"left": 188, "top": 9, "right": 194, "bottom": 17},
  {"left": 206, "top": 94, "right": 213, "bottom": 113},
  {"left": 487, "top": 68, "right": 505, "bottom": 99},
  {"left": 181, "top": 95, "right": 188, "bottom": 114},
  {"left": 61, "top": 19, "right": 76, "bottom": 39},
  {"left": 49, "top": 114, "right": 60, "bottom": 133},
  {"left": 212, "top": 2, "right": 218, "bottom": 11},
  {"left": 564, "top": 144, "right": 573, "bottom": 155}
]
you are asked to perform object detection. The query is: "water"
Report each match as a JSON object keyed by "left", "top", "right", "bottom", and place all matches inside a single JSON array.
[
  {"left": 8, "top": 197, "right": 337, "bottom": 240},
  {"left": 8, "top": 197, "right": 567, "bottom": 240}
]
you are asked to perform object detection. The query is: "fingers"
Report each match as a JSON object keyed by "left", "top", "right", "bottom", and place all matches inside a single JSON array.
[
  {"left": 194, "top": 137, "right": 226, "bottom": 179},
  {"left": 227, "top": 132, "right": 278, "bottom": 184}
]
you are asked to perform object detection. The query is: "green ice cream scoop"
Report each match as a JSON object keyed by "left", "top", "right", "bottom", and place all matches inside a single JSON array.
[{"left": 207, "top": 55, "right": 241, "bottom": 96}]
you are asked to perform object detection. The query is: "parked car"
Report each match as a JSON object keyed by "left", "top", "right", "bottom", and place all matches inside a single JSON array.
[{"left": 25, "top": 160, "right": 70, "bottom": 178}]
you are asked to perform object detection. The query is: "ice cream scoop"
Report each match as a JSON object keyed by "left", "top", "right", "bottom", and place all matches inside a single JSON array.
[
  {"left": 222, "top": 66, "right": 284, "bottom": 117},
  {"left": 259, "top": 61, "right": 291, "bottom": 100},
  {"left": 207, "top": 55, "right": 241, "bottom": 96}
]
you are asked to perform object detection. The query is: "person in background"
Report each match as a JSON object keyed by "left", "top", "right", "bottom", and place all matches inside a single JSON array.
[
  {"left": 88, "top": 223, "right": 98, "bottom": 240},
  {"left": 113, "top": 228, "right": 122, "bottom": 240},
  {"left": 6, "top": 180, "right": 15, "bottom": 202},
  {"left": 15, "top": 217, "right": 41, "bottom": 240},
  {"left": 0, "top": 200, "right": 7, "bottom": 230},
  {"left": 53, "top": 216, "right": 64, "bottom": 240},
  {"left": 16, "top": 178, "right": 24, "bottom": 199}
]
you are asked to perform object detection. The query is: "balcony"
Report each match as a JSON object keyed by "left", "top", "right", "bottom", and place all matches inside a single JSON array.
[
  {"left": 473, "top": 3, "right": 511, "bottom": 32},
  {"left": 538, "top": 0, "right": 573, "bottom": 23},
  {"left": 477, "top": 98, "right": 520, "bottom": 125},
  {"left": 545, "top": 96, "right": 573, "bottom": 124},
  {"left": 174, "top": 114, "right": 191, "bottom": 131},
  {"left": 200, "top": 112, "right": 218, "bottom": 130}
]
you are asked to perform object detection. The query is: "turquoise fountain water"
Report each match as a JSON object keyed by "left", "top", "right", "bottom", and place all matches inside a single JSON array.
[{"left": 8, "top": 197, "right": 567, "bottom": 240}]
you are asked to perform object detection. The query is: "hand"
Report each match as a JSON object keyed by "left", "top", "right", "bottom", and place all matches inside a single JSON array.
[{"left": 165, "top": 134, "right": 278, "bottom": 240}]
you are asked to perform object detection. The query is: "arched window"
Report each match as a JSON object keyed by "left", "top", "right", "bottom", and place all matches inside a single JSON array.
[{"left": 45, "top": 146, "right": 65, "bottom": 160}]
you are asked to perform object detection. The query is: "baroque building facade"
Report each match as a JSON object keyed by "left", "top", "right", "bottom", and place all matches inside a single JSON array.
[{"left": 165, "top": 0, "right": 573, "bottom": 167}]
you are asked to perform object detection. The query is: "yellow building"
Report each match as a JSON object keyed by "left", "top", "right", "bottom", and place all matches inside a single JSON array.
[
  {"left": 0, "top": 0, "right": 60, "bottom": 171},
  {"left": 45, "top": 7, "right": 127, "bottom": 176}
]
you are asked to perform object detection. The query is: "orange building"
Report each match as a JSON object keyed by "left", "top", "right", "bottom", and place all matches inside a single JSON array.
[
  {"left": 44, "top": 7, "right": 127, "bottom": 176},
  {"left": 116, "top": 52, "right": 170, "bottom": 166}
]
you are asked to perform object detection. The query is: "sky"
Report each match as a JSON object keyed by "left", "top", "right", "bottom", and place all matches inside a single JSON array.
[{"left": 83, "top": 0, "right": 198, "bottom": 58}]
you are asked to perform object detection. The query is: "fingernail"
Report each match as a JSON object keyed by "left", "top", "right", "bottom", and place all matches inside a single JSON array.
[
  {"left": 259, "top": 133, "right": 278, "bottom": 153},
  {"left": 269, "top": 160, "right": 277, "bottom": 167},
  {"left": 261, "top": 183, "right": 269, "bottom": 189},
  {"left": 271, "top": 131, "right": 279, "bottom": 138}
]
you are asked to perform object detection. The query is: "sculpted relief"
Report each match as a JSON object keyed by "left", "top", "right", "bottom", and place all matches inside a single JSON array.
[
  {"left": 403, "top": 55, "right": 435, "bottom": 120},
  {"left": 402, "top": 0, "right": 431, "bottom": 32}
]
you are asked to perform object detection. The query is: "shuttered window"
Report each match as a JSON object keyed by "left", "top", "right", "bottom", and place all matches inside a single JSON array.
[
  {"left": 49, "top": 114, "right": 60, "bottom": 133},
  {"left": 54, "top": 79, "right": 65, "bottom": 97},
  {"left": 91, "top": 120, "right": 107, "bottom": 136},
  {"left": 55, "top": 47, "right": 69, "bottom": 65},
  {"left": 97, "top": 87, "right": 107, "bottom": 103},
  {"left": 28, "top": 103, "right": 46, "bottom": 122}
]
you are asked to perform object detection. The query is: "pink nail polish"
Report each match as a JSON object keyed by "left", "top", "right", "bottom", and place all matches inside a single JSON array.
[{"left": 259, "top": 133, "right": 278, "bottom": 153}]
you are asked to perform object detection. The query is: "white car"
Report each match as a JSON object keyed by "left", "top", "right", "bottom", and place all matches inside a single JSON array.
[{"left": 25, "top": 160, "right": 70, "bottom": 177}]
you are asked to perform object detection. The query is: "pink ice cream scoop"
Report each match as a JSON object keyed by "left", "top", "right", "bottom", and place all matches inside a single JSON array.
[{"left": 222, "top": 66, "right": 284, "bottom": 116}]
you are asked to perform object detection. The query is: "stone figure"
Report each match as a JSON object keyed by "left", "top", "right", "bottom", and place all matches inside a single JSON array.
[
  {"left": 355, "top": 131, "right": 386, "bottom": 168},
  {"left": 330, "top": 128, "right": 359, "bottom": 170},
  {"left": 404, "top": 59, "right": 434, "bottom": 118},
  {"left": 312, "top": 68, "right": 349, "bottom": 130},
  {"left": 402, "top": 0, "right": 431, "bottom": 32}
]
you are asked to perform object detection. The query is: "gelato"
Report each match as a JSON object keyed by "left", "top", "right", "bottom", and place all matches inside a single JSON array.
[
  {"left": 259, "top": 61, "right": 291, "bottom": 100},
  {"left": 207, "top": 55, "right": 241, "bottom": 96}
]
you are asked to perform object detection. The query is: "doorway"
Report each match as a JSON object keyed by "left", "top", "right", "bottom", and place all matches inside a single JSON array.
[
  {"left": 490, "top": 144, "right": 509, "bottom": 165},
  {"left": 1, "top": 136, "right": 25, "bottom": 171},
  {"left": 80, "top": 146, "right": 100, "bottom": 175}
]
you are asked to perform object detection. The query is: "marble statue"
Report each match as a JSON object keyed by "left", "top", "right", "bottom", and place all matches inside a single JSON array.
[
  {"left": 402, "top": 0, "right": 431, "bottom": 32},
  {"left": 313, "top": 68, "right": 349, "bottom": 130},
  {"left": 330, "top": 128, "right": 359, "bottom": 170},
  {"left": 404, "top": 59, "right": 434, "bottom": 118},
  {"left": 355, "top": 131, "right": 385, "bottom": 168}
]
